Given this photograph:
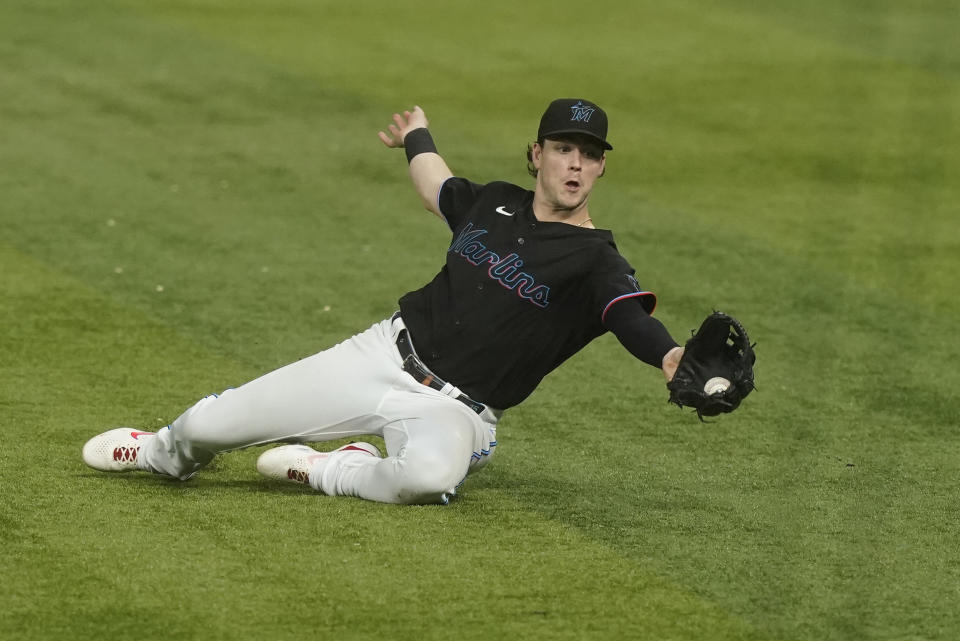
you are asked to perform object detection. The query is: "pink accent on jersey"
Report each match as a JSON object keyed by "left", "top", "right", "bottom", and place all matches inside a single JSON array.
[{"left": 601, "top": 291, "right": 657, "bottom": 323}]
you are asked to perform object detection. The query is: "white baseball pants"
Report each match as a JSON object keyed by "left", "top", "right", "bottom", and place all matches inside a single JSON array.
[{"left": 137, "top": 317, "right": 500, "bottom": 505}]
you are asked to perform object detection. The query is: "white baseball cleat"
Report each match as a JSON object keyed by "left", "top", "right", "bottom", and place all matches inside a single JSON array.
[
  {"left": 82, "top": 428, "right": 156, "bottom": 472},
  {"left": 256, "top": 442, "right": 381, "bottom": 485}
]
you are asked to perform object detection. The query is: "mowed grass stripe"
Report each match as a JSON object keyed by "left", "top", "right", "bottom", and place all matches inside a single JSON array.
[
  {"left": 0, "top": 241, "right": 257, "bottom": 439},
  {"left": 0, "top": 6, "right": 445, "bottom": 367},
  {"left": 125, "top": 0, "right": 960, "bottom": 320}
]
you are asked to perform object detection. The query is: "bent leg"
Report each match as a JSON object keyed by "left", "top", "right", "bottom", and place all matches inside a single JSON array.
[
  {"left": 310, "top": 388, "right": 499, "bottom": 504},
  {"left": 139, "top": 320, "right": 402, "bottom": 479}
]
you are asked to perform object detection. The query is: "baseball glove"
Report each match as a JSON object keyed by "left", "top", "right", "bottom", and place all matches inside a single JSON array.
[{"left": 667, "top": 311, "right": 756, "bottom": 420}]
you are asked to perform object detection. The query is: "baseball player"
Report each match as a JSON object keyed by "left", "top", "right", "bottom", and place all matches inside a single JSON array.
[{"left": 82, "top": 98, "right": 685, "bottom": 505}]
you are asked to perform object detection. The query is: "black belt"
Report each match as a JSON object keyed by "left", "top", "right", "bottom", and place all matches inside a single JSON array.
[{"left": 393, "top": 315, "right": 486, "bottom": 415}]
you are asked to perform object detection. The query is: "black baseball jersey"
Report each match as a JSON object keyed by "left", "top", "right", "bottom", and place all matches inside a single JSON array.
[{"left": 398, "top": 178, "right": 656, "bottom": 409}]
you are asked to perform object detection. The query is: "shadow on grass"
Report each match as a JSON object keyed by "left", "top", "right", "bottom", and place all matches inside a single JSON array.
[{"left": 75, "top": 468, "right": 319, "bottom": 495}]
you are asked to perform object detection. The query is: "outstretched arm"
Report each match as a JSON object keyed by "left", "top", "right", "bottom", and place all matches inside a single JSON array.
[
  {"left": 603, "top": 298, "right": 683, "bottom": 382},
  {"left": 378, "top": 106, "right": 453, "bottom": 218}
]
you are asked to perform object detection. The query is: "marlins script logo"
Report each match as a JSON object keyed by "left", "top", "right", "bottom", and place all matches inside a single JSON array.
[
  {"left": 449, "top": 223, "right": 551, "bottom": 308},
  {"left": 570, "top": 101, "right": 595, "bottom": 123}
]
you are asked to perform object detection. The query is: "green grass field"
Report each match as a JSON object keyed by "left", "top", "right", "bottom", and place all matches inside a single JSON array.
[{"left": 2, "top": 1, "right": 958, "bottom": 639}]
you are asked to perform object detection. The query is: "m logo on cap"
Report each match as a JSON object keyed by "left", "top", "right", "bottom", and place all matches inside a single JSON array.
[
  {"left": 570, "top": 101, "right": 595, "bottom": 123},
  {"left": 537, "top": 98, "right": 612, "bottom": 150}
]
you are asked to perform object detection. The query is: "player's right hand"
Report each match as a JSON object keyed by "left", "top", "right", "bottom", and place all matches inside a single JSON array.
[
  {"left": 378, "top": 106, "right": 429, "bottom": 148},
  {"left": 661, "top": 346, "right": 684, "bottom": 382}
]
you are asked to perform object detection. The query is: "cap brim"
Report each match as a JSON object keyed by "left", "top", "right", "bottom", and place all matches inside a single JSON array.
[{"left": 541, "top": 129, "right": 613, "bottom": 150}]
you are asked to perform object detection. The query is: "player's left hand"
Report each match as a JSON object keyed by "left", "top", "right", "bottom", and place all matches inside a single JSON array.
[{"left": 378, "top": 106, "right": 429, "bottom": 148}]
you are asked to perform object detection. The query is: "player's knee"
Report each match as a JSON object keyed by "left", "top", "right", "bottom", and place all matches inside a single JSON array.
[{"left": 394, "top": 455, "right": 467, "bottom": 505}]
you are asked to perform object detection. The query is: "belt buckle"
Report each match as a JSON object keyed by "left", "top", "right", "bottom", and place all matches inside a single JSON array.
[
  {"left": 402, "top": 354, "right": 435, "bottom": 387},
  {"left": 401, "top": 350, "right": 485, "bottom": 416}
]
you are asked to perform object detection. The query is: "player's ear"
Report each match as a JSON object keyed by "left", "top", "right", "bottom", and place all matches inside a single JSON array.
[{"left": 530, "top": 142, "right": 543, "bottom": 169}]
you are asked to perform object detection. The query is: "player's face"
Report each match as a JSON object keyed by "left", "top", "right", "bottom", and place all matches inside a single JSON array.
[{"left": 532, "top": 136, "right": 606, "bottom": 214}]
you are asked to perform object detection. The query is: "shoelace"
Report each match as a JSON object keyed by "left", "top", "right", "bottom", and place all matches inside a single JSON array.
[
  {"left": 113, "top": 446, "right": 139, "bottom": 463},
  {"left": 284, "top": 448, "right": 373, "bottom": 484},
  {"left": 287, "top": 468, "right": 309, "bottom": 484}
]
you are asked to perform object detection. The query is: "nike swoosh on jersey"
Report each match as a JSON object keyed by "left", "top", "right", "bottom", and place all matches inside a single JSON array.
[
  {"left": 495, "top": 206, "right": 514, "bottom": 216},
  {"left": 130, "top": 431, "right": 155, "bottom": 439}
]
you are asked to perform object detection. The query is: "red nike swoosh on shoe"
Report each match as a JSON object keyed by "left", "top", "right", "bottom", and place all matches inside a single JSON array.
[
  {"left": 340, "top": 445, "right": 375, "bottom": 455},
  {"left": 130, "top": 431, "right": 155, "bottom": 439}
]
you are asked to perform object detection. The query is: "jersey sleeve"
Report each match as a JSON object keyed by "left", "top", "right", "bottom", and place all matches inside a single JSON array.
[
  {"left": 437, "top": 177, "right": 484, "bottom": 230},
  {"left": 603, "top": 298, "right": 679, "bottom": 367},
  {"left": 588, "top": 252, "right": 657, "bottom": 322}
]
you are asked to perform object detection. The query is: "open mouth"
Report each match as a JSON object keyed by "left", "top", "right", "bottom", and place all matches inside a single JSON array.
[{"left": 565, "top": 180, "right": 581, "bottom": 190}]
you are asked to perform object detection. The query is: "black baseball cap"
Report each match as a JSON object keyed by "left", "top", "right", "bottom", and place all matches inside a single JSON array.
[{"left": 537, "top": 98, "right": 613, "bottom": 150}]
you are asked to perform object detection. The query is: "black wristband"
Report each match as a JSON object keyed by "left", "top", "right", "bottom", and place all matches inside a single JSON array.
[{"left": 404, "top": 128, "right": 438, "bottom": 164}]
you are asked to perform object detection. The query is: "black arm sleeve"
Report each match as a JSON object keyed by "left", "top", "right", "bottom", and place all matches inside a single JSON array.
[{"left": 603, "top": 297, "right": 680, "bottom": 368}]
